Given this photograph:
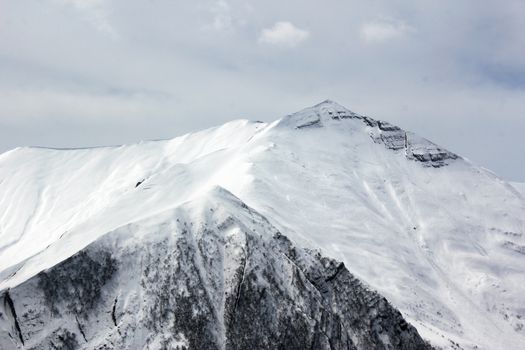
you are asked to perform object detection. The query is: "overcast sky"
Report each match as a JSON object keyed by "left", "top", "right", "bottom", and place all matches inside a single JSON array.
[{"left": 1, "top": 0, "right": 524, "bottom": 180}]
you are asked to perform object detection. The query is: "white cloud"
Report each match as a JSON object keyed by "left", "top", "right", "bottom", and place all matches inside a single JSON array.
[
  {"left": 208, "top": 0, "right": 234, "bottom": 31},
  {"left": 3, "top": 0, "right": 525, "bottom": 179},
  {"left": 360, "top": 17, "right": 413, "bottom": 43},
  {"left": 54, "top": 0, "right": 118, "bottom": 38},
  {"left": 259, "top": 21, "right": 309, "bottom": 47}
]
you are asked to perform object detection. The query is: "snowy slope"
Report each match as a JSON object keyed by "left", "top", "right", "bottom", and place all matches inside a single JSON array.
[
  {"left": 512, "top": 182, "right": 525, "bottom": 197},
  {"left": 0, "top": 100, "right": 524, "bottom": 349},
  {"left": 0, "top": 187, "right": 432, "bottom": 350}
]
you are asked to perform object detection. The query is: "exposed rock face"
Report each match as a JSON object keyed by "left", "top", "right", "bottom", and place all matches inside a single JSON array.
[
  {"left": 284, "top": 100, "right": 459, "bottom": 168},
  {"left": 369, "top": 126, "right": 458, "bottom": 168},
  {"left": 0, "top": 190, "right": 431, "bottom": 350}
]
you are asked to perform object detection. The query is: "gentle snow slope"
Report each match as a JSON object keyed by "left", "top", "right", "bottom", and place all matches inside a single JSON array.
[
  {"left": 512, "top": 182, "right": 525, "bottom": 197},
  {"left": 0, "top": 101, "right": 524, "bottom": 349}
]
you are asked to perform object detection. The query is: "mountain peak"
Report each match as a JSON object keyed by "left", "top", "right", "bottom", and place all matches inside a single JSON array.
[
  {"left": 277, "top": 100, "right": 360, "bottom": 129},
  {"left": 0, "top": 101, "right": 522, "bottom": 350},
  {"left": 312, "top": 98, "right": 349, "bottom": 109},
  {"left": 275, "top": 100, "right": 459, "bottom": 168},
  {"left": 305, "top": 99, "right": 359, "bottom": 117}
]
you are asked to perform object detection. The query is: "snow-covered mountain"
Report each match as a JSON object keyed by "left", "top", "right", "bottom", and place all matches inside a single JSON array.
[
  {"left": 512, "top": 182, "right": 525, "bottom": 197},
  {"left": 0, "top": 100, "right": 523, "bottom": 349}
]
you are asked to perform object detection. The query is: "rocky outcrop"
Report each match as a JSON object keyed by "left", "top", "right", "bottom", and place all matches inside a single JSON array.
[
  {"left": 369, "top": 126, "right": 458, "bottom": 168},
  {"left": 284, "top": 100, "right": 459, "bottom": 168},
  {"left": 0, "top": 190, "right": 431, "bottom": 350}
]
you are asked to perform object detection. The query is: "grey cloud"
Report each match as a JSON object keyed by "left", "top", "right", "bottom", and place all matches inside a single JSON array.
[{"left": 0, "top": 0, "right": 524, "bottom": 180}]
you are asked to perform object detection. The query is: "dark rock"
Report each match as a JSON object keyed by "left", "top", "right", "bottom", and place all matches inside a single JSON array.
[
  {"left": 37, "top": 250, "right": 116, "bottom": 317},
  {"left": 1, "top": 203, "right": 432, "bottom": 350}
]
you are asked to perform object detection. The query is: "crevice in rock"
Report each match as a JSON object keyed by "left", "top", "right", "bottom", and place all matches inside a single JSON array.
[
  {"left": 280, "top": 252, "right": 324, "bottom": 297},
  {"left": 4, "top": 290, "right": 24, "bottom": 346},
  {"left": 325, "top": 262, "right": 345, "bottom": 283},
  {"left": 233, "top": 254, "right": 247, "bottom": 316},
  {"left": 75, "top": 315, "right": 88, "bottom": 343},
  {"left": 296, "top": 117, "right": 321, "bottom": 129},
  {"left": 111, "top": 297, "right": 118, "bottom": 327},
  {"left": 320, "top": 327, "right": 335, "bottom": 350}
]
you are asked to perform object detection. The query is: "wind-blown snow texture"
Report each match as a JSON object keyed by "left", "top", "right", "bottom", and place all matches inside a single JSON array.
[{"left": 0, "top": 100, "right": 524, "bottom": 349}]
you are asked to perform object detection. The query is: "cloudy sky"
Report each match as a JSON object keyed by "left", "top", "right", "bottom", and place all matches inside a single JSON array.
[{"left": 1, "top": 0, "right": 524, "bottom": 180}]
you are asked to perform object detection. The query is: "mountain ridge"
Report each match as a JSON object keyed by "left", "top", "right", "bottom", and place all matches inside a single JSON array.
[
  {"left": 0, "top": 101, "right": 524, "bottom": 349},
  {"left": 0, "top": 186, "right": 433, "bottom": 349}
]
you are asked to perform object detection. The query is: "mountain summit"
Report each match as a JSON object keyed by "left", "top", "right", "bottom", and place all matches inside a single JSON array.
[
  {"left": 278, "top": 99, "right": 459, "bottom": 167},
  {"left": 0, "top": 101, "right": 524, "bottom": 349}
]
